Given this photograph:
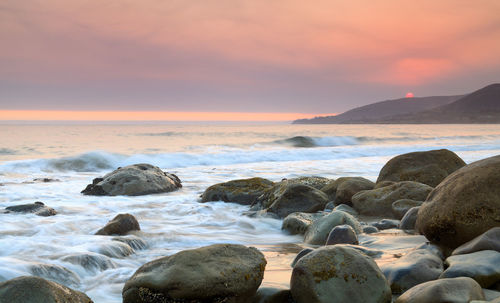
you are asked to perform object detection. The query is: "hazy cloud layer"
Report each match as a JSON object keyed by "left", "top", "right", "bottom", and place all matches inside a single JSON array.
[{"left": 1, "top": 0, "right": 499, "bottom": 113}]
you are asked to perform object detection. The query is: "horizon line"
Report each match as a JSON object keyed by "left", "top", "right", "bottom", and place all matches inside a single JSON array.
[{"left": 0, "top": 110, "right": 338, "bottom": 122}]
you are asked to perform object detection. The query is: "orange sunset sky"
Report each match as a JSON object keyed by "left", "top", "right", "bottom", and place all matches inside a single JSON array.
[{"left": 0, "top": 0, "right": 499, "bottom": 120}]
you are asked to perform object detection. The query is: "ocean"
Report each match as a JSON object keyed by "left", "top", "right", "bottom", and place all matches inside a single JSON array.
[{"left": 1, "top": 122, "right": 500, "bottom": 302}]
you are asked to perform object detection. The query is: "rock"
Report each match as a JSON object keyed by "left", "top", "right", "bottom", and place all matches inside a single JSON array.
[
  {"left": 201, "top": 177, "right": 274, "bottom": 205},
  {"left": 440, "top": 250, "right": 500, "bottom": 288},
  {"left": 453, "top": 227, "right": 500, "bottom": 255},
  {"left": 416, "top": 155, "right": 500, "bottom": 250},
  {"left": 304, "top": 211, "right": 362, "bottom": 245},
  {"left": 286, "top": 176, "right": 331, "bottom": 190},
  {"left": 252, "top": 287, "right": 294, "bottom": 303},
  {"left": 320, "top": 177, "right": 374, "bottom": 204},
  {"left": 30, "top": 262, "right": 81, "bottom": 287},
  {"left": 415, "top": 242, "right": 445, "bottom": 260},
  {"left": 392, "top": 199, "right": 423, "bottom": 220},
  {"left": 376, "top": 149, "right": 466, "bottom": 187},
  {"left": 352, "top": 181, "right": 432, "bottom": 217},
  {"left": 81, "top": 163, "right": 181, "bottom": 196},
  {"left": 340, "top": 244, "right": 384, "bottom": 258},
  {"left": 399, "top": 207, "right": 420, "bottom": 231},
  {"left": 32, "top": 178, "right": 60, "bottom": 183},
  {"left": 363, "top": 225, "right": 379, "bottom": 234},
  {"left": 262, "top": 182, "right": 329, "bottom": 218},
  {"left": 323, "top": 201, "right": 335, "bottom": 211},
  {"left": 112, "top": 235, "right": 148, "bottom": 250},
  {"left": 291, "top": 249, "right": 314, "bottom": 267},
  {"left": 395, "top": 277, "right": 485, "bottom": 303},
  {"left": 332, "top": 204, "right": 358, "bottom": 216},
  {"left": 95, "top": 213, "right": 140, "bottom": 236},
  {"left": 61, "top": 253, "right": 118, "bottom": 273},
  {"left": 381, "top": 249, "right": 444, "bottom": 294},
  {"left": 326, "top": 225, "right": 358, "bottom": 245},
  {"left": 282, "top": 212, "right": 324, "bottom": 235},
  {"left": 372, "top": 219, "right": 400, "bottom": 230},
  {"left": 374, "top": 181, "right": 396, "bottom": 189},
  {"left": 290, "top": 245, "right": 391, "bottom": 303},
  {"left": 96, "top": 241, "right": 135, "bottom": 258},
  {"left": 0, "top": 276, "right": 93, "bottom": 303},
  {"left": 4, "top": 201, "right": 56, "bottom": 216},
  {"left": 122, "top": 244, "right": 266, "bottom": 303}
]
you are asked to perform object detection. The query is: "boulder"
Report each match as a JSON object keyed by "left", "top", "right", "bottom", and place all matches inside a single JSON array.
[
  {"left": 440, "top": 250, "right": 500, "bottom": 288},
  {"left": 416, "top": 155, "right": 500, "bottom": 250},
  {"left": 61, "top": 253, "right": 118, "bottom": 273},
  {"left": 399, "top": 207, "right": 420, "bottom": 231},
  {"left": 122, "top": 244, "right": 266, "bottom": 303},
  {"left": 201, "top": 177, "right": 273, "bottom": 205},
  {"left": 325, "top": 225, "right": 358, "bottom": 245},
  {"left": 290, "top": 245, "right": 391, "bottom": 303},
  {"left": 381, "top": 249, "right": 443, "bottom": 294},
  {"left": 4, "top": 201, "right": 56, "bottom": 216},
  {"left": 252, "top": 287, "right": 293, "bottom": 303},
  {"left": 372, "top": 219, "right": 400, "bottom": 230},
  {"left": 376, "top": 149, "right": 466, "bottom": 187},
  {"left": 395, "top": 277, "right": 485, "bottom": 303},
  {"left": 391, "top": 199, "right": 423, "bottom": 220},
  {"left": 332, "top": 204, "right": 358, "bottom": 216},
  {"left": 95, "top": 213, "right": 140, "bottom": 236},
  {"left": 291, "top": 248, "right": 314, "bottom": 267},
  {"left": 0, "top": 276, "right": 93, "bottom": 303},
  {"left": 363, "top": 225, "right": 379, "bottom": 234},
  {"left": 262, "top": 183, "right": 328, "bottom": 218},
  {"left": 304, "top": 211, "right": 362, "bottom": 245},
  {"left": 282, "top": 212, "right": 324, "bottom": 235},
  {"left": 453, "top": 227, "right": 500, "bottom": 255},
  {"left": 81, "top": 163, "right": 181, "bottom": 196},
  {"left": 285, "top": 176, "right": 331, "bottom": 190},
  {"left": 352, "top": 181, "right": 432, "bottom": 217},
  {"left": 320, "top": 177, "right": 374, "bottom": 204}
]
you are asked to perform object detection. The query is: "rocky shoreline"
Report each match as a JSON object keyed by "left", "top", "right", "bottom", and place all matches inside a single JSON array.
[{"left": 1, "top": 149, "right": 499, "bottom": 302}]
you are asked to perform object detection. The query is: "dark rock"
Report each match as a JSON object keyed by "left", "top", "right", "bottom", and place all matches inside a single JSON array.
[
  {"left": 290, "top": 245, "right": 391, "bottom": 303},
  {"left": 394, "top": 277, "right": 485, "bottom": 303},
  {"left": 81, "top": 163, "right": 181, "bottom": 196},
  {"left": 323, "top": 201, "right": 335, "bottom": 211},
  {"left": 332, "top": 204, "right": 358, "bottom": 216},
  {"left": 5, "top": 201, "right": 56, "bottom": 216},
  {"left": 363, "top": 225, "right": 379, "bottom": 234},
  {"left": 122, "top": 244, "right": 266, "bottom": 303},
  {"left": 201, "top": 177, "right": 274, "bottom": 205},
  {"left": 417, "top": 155, "right": 500, "bottom": 250},
  {"left": 391, "top": 199, "right": 423, "bottom": 219},
  {"left": 374, "top": 181, "right": 396, "bottom": 189},
  {"left": 97, "top": 241, "right": 135, "bottom": 258},
  {"left": 30, "top": 263, "right": 81, "bottom": 287},
  {"left": 253, "top": 287, "right": 295, "bottom": 303},
  {"left": 304, "top": 211, "right": 362, "bottom": 245},
  {"left": 0, "top": 276, "right": 93, "bottom": 303},
  {"left": 325, "top": 224, "right": 358, "bottom": 245},
  {"left": 285, "top": 176, "right": 331, "bottom": 190},
  {"left": 282, "top": 212, "right": 324, "bottom": 235},
  {"left": 33, "top": 178, "right": 60, "bottom": 183},
  {"left": 320, "top": 177, "right": 374, "bottom": 205},
  {"left": 372, "top": 219, "right": 400, "bottom": 230},
  {"left": 440, "top": 250, "right": 500, "bottom": 288},
  {"left": 452, "top": 227, "right": 500, "bottom": 255},
  {"left": 382, "top": 249, "right": 443, "bottom": 294},
  {"left": 399, "top": 207, "right": 420, "bottom": 231},
  {"left": 95, "top": 213, "right": 140, "bottom": 236},
  {"left": 61, "top": 253, "right": 118, "bottom": 273},
  {"left": 112, "top": 235, "right": 148, "bottom": 250},
  {"left": 376, "top": 149, "right": 466, "bottom": 187},
  {"left": 352, "top": 181, "right": 432, "bottom": 217},
  {"left": 291, "top": 249, "right": 314, "bottom": 267}
]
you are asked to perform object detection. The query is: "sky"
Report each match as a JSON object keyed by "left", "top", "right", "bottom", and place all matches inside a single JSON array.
[{"left": 1, "top": 0, "right": 499, "bottom": 120}]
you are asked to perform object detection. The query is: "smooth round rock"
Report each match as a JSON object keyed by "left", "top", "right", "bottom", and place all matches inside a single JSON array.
[
  {"left": 376, "top": 149, "right": 466, "bottom": 187},
  {"left": 201, "top": 177, "right": 273, "bottom": 205},
  {"left": 4, "top": 201, "right": 56, "bottom": 216},
  {"left": 304, "top": 211, "right": 362, "bottom": 245},
  {"left": 441, "top": 250, "right": 500, "bottom": 288},
  {"left": 253, "top": 287, "right": 293, "bottom": 303},
  {"left": 452, "top": 227, "right": 500, "bottom": 255},
  {"left": 264, "top": 183, "right": 329, "bottom": 218},
  {"left": 290, "top": 245, "right": 391, "bottom": 303},
  {"left": 363, "top": 225, "right": 379, "bottom": 234},
  {"left": 332, "top": 204, "right": 358, "bottom": 216},
  {"left": 399, "top": 207, "right": 420, "bottom": 231},
  {"left": 395, "top": 277, "right": 485, "bottom": 303},
  {"left": 0, "top": 276, "right": 93, "bottom": 303},
  {"left": 320, "top": 177, "right": 374, "bottom": 204},
  {"left": 282, "top": 212, "right": 324, "bottom": 235},
  {"left": 291, "top": 248, "right": 314, "bottom": 267},
  {"left": 122, "top": 244, "right": 266, "bottom": 303},
  {"left": 392, "top": 199, "right": 423, "bottom": 219},
  {"left": 372, "top": 219, "right": 400, "bottom": 230},
  {"left": 417, "top": 155, "right": 500, "bottom": 250},
  {"left": 326, "top": 225, "right": 359, "bottom": 245},
  {"left": 95, "top": 213, "right": 140, "bottom": 236}
]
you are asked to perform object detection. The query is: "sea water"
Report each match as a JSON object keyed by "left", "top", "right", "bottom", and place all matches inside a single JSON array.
[{"left": 1, "top": 122, "right": 499, "bottom": 302}]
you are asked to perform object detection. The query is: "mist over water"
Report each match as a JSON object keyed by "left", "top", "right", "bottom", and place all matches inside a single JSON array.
[{"left": 1, "top": 123, "right": 500, "bottom": 302}]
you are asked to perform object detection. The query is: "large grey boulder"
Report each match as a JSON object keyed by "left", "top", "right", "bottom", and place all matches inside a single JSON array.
[
  {"left": 0, "top": 276, "right": 93, "bottom": 303},
  {"left": 352, "top": 181, "right": 432, "bottom": 217},
  {"left": 304, "top": 211, "right": 362, "bottom": 245},
  {"left": 382, "top": 249, "right": 443, "bottom": 294},
  {"left": 81, "top": 163, "right": 181, "bottom": 196},
  {"left": 452, "top": 227, "right": 500, "bottom": 255},
  {"left": 290, "top": 245, "right": 391, "bottom": 303},
  {"left": 122, "top": 244, "right": 266, "bottom": 303},
  {"left": 95, "top": 213, "right": 140, "bottom": 236},
  {"left": 440, "top": 250, "right": 500, "bottom": 288},
  {"left": 325, "top": 224, "right": 358, "bottom": 245},
  {"left": 4, "top": 201, "right": 56, "bottom": 216},
  {"left": 395, "top": 277, "right": 485, "bottom": 303},
  {"left": 376, "top": 149, "right": 466, "bottom": 187},
  {"left": 282, "top": 212, "right": 324, "bottom": 235},
  {"left": 261, "top": 182, "right": 328, "bottom": 218},
  {"left": 417, "top": 155, "right": 500, "bottom": 250},
  {"left": 201, "top": 177, "right": 273, "bottom": 205}
]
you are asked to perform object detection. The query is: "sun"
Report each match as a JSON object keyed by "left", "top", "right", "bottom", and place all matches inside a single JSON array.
[{"left": 405, "top": 92, "right": 414, "bottom": 98}]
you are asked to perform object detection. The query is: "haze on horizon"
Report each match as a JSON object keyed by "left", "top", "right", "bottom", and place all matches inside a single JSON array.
[{"left": 1, "top": 0, "right": 500, "bottom": 119}]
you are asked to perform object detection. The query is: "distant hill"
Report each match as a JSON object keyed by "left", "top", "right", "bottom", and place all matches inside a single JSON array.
[
  {"left": 293, "top": 83, "right": 500, "bottom": 124},
  {"left": 293, "top": 95, "right": 463, "bottom": 124}
]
